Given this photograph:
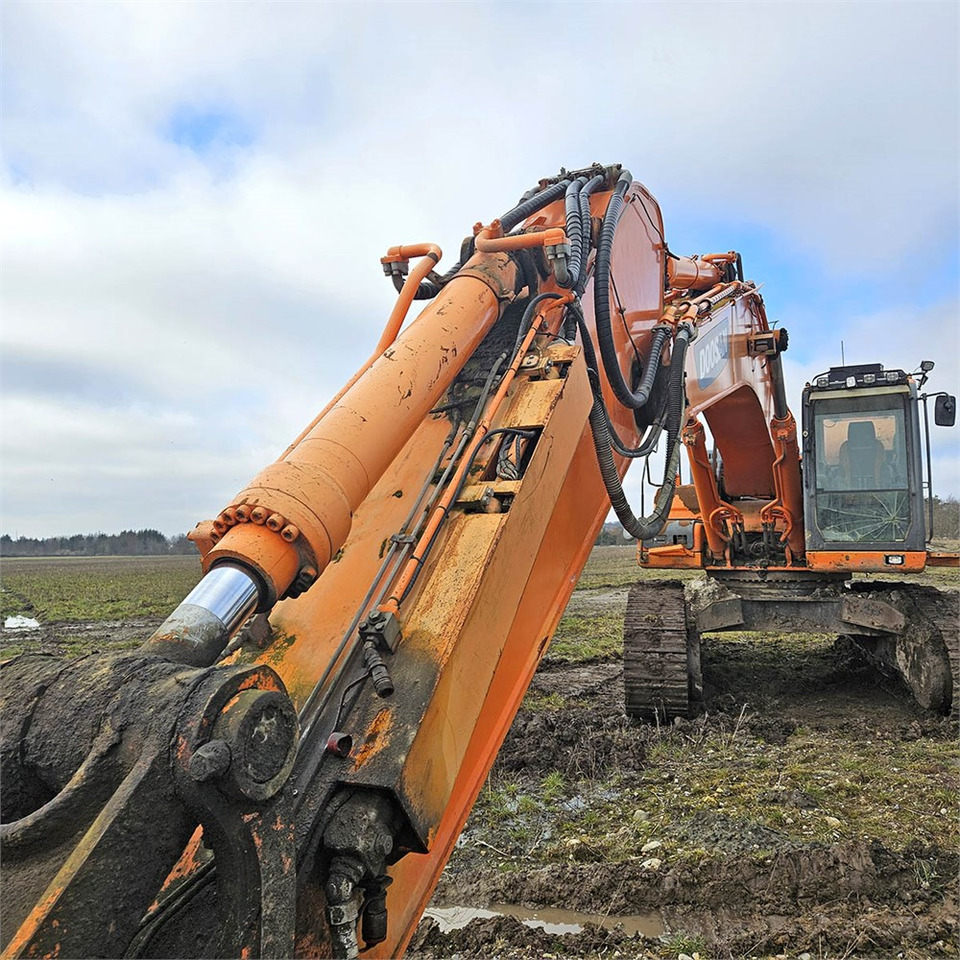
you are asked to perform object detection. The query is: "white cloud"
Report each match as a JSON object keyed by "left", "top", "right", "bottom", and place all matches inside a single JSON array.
[{"left": 2, "top": 0, "right": 957, "bottom": 536}]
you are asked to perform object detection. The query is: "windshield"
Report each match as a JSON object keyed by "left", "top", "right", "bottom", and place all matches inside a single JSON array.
[{"left": 812, "top": 394, "right": 911, "bottom": 543}]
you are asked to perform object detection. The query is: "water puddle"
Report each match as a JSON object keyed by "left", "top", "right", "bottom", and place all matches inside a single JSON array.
[
  {"left": 424, "top": 903, "right": 665, "bottom": 938},
  {"left": 4, "top": 616, "right": 40, "bottom": 631}
]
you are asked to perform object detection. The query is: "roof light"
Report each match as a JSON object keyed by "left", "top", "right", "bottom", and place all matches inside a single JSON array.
[
  {"left": 816, "top": 376, "right": 829, "bottom": 388},
  {"left": 885, "top": 371, "right": 899, "bottom": 382},
  {"left": 863, "top": 373, "right": 876, "bottom": 384},
  {"left": 846, "top": 376, "right": 856, "bottom": 388}
]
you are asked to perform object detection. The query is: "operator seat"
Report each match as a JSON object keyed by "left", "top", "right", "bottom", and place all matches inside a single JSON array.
[{"left": 839, "top": 420, "right": 885, "bottom": 489}]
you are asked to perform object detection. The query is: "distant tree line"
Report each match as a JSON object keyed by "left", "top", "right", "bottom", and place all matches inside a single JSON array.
[
  {"left": 929, "top": 495, "right": 960, "bottom": 539},
  {"left": 596, "top": 522, "right": 629, "bottom": 546},
  {"left": 0, "top": 530, "right": 196, "bottom": 557}
]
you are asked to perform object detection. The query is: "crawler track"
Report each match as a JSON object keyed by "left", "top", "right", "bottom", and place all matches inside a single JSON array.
[
  {"left": 902, "top": 584, "right": 960, "bottom": 717},
  {"left": 623, "top": 580, "right": 699, "bottom": 721}
]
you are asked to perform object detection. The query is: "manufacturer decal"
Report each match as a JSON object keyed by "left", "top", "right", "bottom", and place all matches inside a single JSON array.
[{"left": 695, "top": 316, "right": 730, "bottom": 389}]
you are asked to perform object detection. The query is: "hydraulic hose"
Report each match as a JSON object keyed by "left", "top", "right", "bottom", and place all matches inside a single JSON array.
[
  {"left": 575, "top": 174, "right": 604, "bottom": 296},
  {"left": 589, "top": 325, "right": 693, "bottom": 540},
  {"left": 500, "top": 179, "right": 571, "bottom": 234},
  {"left": 400, "top": 180, "right": 571, "bottom": 301},
  {"left": 560, "top": 178, "right": 586, "bottom": 290},
  {"left": 594, "top": 169, "right": 671, "bottom": 411},
  {"left": 398, "top": 237, "right": 476, "bottom": 301},
  {"left": 570, "top": 301, "right": 661, "bottom": 458},
  {"left": 513, "top": 292, "right": 564, "bottom": 357}
]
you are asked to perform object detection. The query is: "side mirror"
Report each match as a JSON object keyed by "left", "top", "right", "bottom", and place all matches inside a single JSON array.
[{"left": 935, "top": 394, "right": 956, "bottom": 427}]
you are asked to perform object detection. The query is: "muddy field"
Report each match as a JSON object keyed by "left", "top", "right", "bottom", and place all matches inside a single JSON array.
[{"left": 2, "top": 548, "right": 957, "bottom": 958}]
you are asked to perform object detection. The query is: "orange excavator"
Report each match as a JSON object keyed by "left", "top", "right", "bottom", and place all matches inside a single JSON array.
[{"left": 1, "top": 163, "right": 956, "bottom": 960}]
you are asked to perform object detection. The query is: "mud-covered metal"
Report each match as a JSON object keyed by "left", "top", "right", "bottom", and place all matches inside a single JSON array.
[{"left": 0, "top": 652, "right": 300, "bottom": 960}]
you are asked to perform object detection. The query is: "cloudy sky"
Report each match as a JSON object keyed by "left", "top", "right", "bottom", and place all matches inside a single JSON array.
[{"left": 2, "top": 0, "right": 958, "bottom": 539}]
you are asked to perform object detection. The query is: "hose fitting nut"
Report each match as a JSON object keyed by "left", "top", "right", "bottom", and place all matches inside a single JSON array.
[{"left": 545, "top": 241, "right": 572, "bottom": 286}]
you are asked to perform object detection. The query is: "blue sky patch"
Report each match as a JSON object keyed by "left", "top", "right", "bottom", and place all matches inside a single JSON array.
[{"left": 165, "top": 104, "right": 254, "bottom": 154}]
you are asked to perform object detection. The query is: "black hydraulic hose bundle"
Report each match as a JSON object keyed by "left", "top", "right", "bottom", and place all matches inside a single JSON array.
[
  {"left": 588, "top": 325, "right": 693, "bottom": 540},
  {"left": 576, "top": 174, "right": 604, "bottom": 296},
  {"left": 559, "top": 177, "right": 585, "bottom": 291},
  {"left": 500, "top": 179, "right": 571, "bottom": 234},
  {"left": 388, "top": 164, "right": 690, "bottom": 543},
  {"left": 569, "top": 301, "right": 662, "bottom": 459},
  {"left": 593, "top": 169, "right": 670, "bottom": 411}
]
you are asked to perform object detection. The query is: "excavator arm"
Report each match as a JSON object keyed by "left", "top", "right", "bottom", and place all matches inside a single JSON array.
[
  {"left": 1, "top": 163, "right": 728, "bottom": 959},
  {"left": 640, "top": 275, "right": 806, "bottom": 568}
]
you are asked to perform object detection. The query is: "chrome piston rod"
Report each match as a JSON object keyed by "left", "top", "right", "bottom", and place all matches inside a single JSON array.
[{"left": 140, "top": 563, "right": 261, "bottom": 667}]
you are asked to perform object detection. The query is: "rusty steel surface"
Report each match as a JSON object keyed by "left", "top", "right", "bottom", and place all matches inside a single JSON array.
[{"left": 927, "top": 551, "right": 960, "bottom": 567}]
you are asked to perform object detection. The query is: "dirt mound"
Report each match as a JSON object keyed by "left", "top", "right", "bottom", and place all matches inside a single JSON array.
[
  {"left": 435, "top": 840, "right": 953, "bottom": 914},
  {"left": 411, "top": 890, "right": 959, "bottom": 960},
  {"left": 494, "top": 700, "right": 644, "bottom": 777}
]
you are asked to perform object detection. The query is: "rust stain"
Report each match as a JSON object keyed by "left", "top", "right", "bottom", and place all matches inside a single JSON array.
[{"left": 351, "top": 707, "right": 393, "bottom": 769}]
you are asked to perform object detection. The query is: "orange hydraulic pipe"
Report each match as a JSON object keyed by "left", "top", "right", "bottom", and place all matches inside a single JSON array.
[
  {"left": 377, "top": 244, "right": 444, "bottom": 353},
  {"left": 204, "top": 251, "right": 517, "bottom": 603},
  {"left": 379, "top": 301, "right": 568, "bottom": 615},
  {"left": 474, "top": 219, "right": 568, "bottom": 253},
  {"left": 668, "top": 255, "right": 723, "bottom": 292},
  {"left": 280, "top": 245, "right": 442, "bottom": 460}
]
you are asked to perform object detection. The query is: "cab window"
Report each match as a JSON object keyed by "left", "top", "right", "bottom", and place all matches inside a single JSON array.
[{"left": 812, "top": 396, "right": 911, "bottom": 543}]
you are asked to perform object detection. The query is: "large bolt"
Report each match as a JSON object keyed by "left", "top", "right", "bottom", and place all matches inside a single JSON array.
[{"left": 189, "top": 739, "right": 232, "bottom": 782}]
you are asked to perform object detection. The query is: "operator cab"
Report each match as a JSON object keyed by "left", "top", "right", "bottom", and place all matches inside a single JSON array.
[{"left": 802, "top": 362, "right": 954, "bottom": 561}]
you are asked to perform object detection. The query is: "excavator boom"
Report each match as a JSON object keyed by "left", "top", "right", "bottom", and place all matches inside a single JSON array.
[{"left": 2, "top": 164, "right": 695, "bottom": 959}]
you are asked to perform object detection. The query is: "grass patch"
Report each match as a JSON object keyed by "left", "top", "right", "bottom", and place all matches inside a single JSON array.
[
  {"left": 522, "top": 691, "right": 568, "bottom": 711},
  {"left": 549, "top": 611, "right": 624, "bottom": 662},
  {"left": 0, "top": 555, "right": 202, "bottom": 622}
]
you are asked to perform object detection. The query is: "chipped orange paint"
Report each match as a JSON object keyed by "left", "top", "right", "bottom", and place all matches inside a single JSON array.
[
  {"left": 379, "top": 310, "right": 565, "bottom": 616},
  {"left": 351, "top": 707, "right": 394, "bottom": 770},
  {"left": 152, "top": 827, "right": 205, "bottom": 909}
]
